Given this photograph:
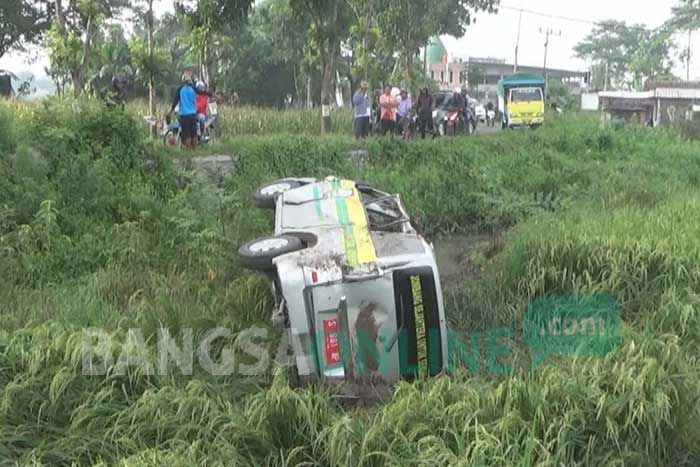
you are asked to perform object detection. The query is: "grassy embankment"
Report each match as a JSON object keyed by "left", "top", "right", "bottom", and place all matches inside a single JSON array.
[{"left": 1, "top": 98, "right": 700, "bottom": 465}]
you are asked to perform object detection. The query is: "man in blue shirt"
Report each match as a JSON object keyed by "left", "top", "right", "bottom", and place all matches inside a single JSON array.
[
  {"left": 352, "top": 81, "right": 371, "bottom": 139},
  {"left": 170, "top": 70, "right": 198, "bottom": 150}
]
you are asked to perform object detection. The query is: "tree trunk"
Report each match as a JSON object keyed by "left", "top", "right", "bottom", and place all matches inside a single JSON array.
[
  {"left": 200, "top": 27, "right": 211, "bottom": 85},
  {"left": 54, "top": 0, "right": 72, "bottom": 95},
  {"left": 71, "top": 72, "right": 82, "bottom": 96},
  {"left": 54, "top": 0, "right": 66, "bottom": 33},
  {"left": 202, "top": 42, "right": 210, "bottom": 84},
  {"left": 404, "top": 53, "right": 414, "bottom": 88},
  {"left": 362, "top": 3, "right": 372, "bottom": 82},
  {"left": 306, "top": 75, "right": 312, "bottom": 109},
  {"left": 71, "top": 12, "right": 94, "bottom": 96},
  {"left": 147, "top": 0, "right": 156, "bottom": 136},
  {"left": 320, "top": 53, "right": 335, "bottom": 133},
  {"left": 318, "top": 0, "right": 339, "bottom": 133}
]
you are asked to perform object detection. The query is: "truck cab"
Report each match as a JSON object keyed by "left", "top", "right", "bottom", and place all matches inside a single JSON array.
[{"left": 498, "top": 73, "right": 546, "bottom": 129}]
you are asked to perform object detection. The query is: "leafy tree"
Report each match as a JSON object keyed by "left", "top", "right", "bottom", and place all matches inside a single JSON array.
[
  {"left": 345, "top": 0, "right": 397, "bottom": 91},
  {"left": 467, "top": 65, "right": 485, "bottom": 92},
  {"left": 375, "top": 0, "right": 496, "bottom": 88},
  {"left": 289, "top": 0, "right": 353, "bottom": 132},
  {"left": 88, "top": 24, "right": 133, "bottom": 94},
  {"left": 346, "top": 0, "right": 380, "bottom": 82},
  {"left": 574, "top": 20, "right": 674, "bottom": 90},
  {"left": 175, "top": 0, "right": 254, "bottom": 85},
  {"left": 546, "top": 79, "right": 577, "bottom": 111},
  {"left": 0, "top": 0, "right": 53, "bottom": 59},
  {"left": 574, "top": 21, "right": 636, "bottom": 90},
  {"left": 130, "top": 0, "right": 170, "bottom": 123},
  {"left": 48, "top": 0, "right": 127, "bottom": 95},
  {"left": 629, "top": 29, "right": 675, "bottom": 88},
  {"left": 668, "top": 0, "right": 700, "bottom": 80},
  {"left": 152, "top": 13, "right": 194, "bottom": 95},
  {"left": 213, "top": 7, "right": 296, "bottom": 106},
  {"left": 669, "top": 0, "right": 700, "bottom": 30}
]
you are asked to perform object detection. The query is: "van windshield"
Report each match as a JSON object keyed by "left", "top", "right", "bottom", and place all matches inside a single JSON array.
[{"left": 511, "top": 88, "right": 543, "bottom": 103}]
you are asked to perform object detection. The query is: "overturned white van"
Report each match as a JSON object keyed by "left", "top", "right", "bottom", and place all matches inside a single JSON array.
[{"left": 238, "top": 177, "right": 448, "bottom": 385}]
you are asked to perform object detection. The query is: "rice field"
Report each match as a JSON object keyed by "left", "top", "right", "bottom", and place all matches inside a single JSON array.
[
  {"left": 127, "top": 99, "right": 355, "bottom": 136},
  {"left": 1, "top": 98, "right": 700, "bottom": 465}
]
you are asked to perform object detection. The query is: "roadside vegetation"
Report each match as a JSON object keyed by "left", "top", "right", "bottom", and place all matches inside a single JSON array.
[{"left": 1, "top": 99, "right": 700, "bottom": 465}]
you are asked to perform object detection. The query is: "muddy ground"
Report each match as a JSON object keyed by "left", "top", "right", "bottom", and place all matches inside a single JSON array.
[{"left": 433, "top": 233, "right": 504, "bottom": 287}]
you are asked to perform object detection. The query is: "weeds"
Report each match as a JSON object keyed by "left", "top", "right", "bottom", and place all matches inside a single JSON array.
[{"left": 1, "top": 100, "right": 700, "bottom": 465}]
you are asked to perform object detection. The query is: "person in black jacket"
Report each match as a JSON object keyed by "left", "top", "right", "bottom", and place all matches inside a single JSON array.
[{"left": 416, "top": 88, "right": 434, "bottom": 139}]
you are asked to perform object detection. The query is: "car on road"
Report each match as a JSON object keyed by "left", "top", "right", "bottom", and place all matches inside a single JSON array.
[{"left": 239, "top": 177, "right": 448, "bottom": 386}]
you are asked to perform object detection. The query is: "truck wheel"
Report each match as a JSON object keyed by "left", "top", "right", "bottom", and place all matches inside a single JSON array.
[
  {"left": 238, "top": 235, "right": 304, "bottom": 271},
  {"left": 253, "top": 180, "right": 302, "bottom": 209}
]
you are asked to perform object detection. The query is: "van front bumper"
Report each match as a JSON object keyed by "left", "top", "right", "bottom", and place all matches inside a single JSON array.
[{"left": 508, "top": 116, "right": 544, "bottom": 127}]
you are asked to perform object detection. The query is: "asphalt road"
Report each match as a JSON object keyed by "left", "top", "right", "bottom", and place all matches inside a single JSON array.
[{"left": 474, "top": 121, "right": 501, "bottom": 134}]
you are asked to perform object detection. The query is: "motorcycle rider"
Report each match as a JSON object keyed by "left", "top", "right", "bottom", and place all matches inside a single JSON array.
[
  {"left": 445, "top": 88, "right": 466, "bottom": 133},
  {"left": 485, "top": 101, "right": 495, "bottom": 127},
  {"left": 462, "top": 89, "right": 477, "bottom": 133},
  {"left": 195, "top": 80, "right": 214, "bottom": 140},
  {"left": 447, "top": 88, "right": 465, "bottom": 111},
  {"left": 105, "top": 74, "right": 128, "bottom": 109}
]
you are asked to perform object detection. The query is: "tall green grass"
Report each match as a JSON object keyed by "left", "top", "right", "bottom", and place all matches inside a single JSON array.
[
  {"left": 127, "top": 99, "right": 355, "bottom": 136},
  {"left": 2, "top": 99, "right": 700, "bottom": 465}
]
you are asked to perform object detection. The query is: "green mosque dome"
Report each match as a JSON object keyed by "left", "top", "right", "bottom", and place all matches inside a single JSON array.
[{"left": 426, "top": 36, "right": 448, "bottom": 64}]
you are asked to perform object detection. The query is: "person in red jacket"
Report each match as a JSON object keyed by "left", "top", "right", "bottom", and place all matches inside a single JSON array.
[{"left": 195, "top": 80, "right": 212, "bottom": 137}]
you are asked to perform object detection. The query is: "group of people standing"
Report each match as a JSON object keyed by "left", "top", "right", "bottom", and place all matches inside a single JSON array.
[{"left": 352, "top": 84, "right": 443, "bottom": 140}]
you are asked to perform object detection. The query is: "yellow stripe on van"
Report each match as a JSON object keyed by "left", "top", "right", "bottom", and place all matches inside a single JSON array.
[
  {"left": 340, "top": 180, "right": 377, "bottom": 265},
  {"left": 411, "top": 275, "right": 427, "bottom": 377}
]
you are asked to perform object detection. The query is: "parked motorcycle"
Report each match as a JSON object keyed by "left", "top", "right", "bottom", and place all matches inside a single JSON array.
[
  {"left": 486, "top": 109, "right": 496, "bottom": 127},
  {"left": 164, "top": 102, "right": 219, "bottom": 147},
  {"left": 198, "top": 101, "right": 219, "bottom": 143},
  {"left": 443, "top": 108, "right": 466, "bottom": 136},
  {"left": 163, "top": 114, "right": 182, "bottom": 147}
]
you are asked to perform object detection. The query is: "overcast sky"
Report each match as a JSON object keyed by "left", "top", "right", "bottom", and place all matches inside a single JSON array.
[
  {"left": 2, "top": 0, "right": 698, "bottom": 87},
  {"left": 446, "top": 0, "right": 695, "bottom": 77}
]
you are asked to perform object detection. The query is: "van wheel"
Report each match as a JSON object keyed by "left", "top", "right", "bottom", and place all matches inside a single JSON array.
[
  {"left": 253, "top": 180, "right": 302, "bottom": 209},
  {"left": 238, "top": 235, "right": 304, "bottom": 270}
]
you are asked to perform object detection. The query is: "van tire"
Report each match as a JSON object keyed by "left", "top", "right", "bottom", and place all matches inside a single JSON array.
[
  {"left": 238, "top": 235, "right": 304, "bottom": 270},
  {"left": 253, "top": 180, "right": 302, "bottom": 209}
]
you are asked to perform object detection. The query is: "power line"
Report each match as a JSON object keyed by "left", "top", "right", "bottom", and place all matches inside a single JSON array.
[
  {"left": 499, "top": 4, "right": 598, "bottom": 26},
  {"left": 499, "top": 4, "right": 668, "bottom": 32}
]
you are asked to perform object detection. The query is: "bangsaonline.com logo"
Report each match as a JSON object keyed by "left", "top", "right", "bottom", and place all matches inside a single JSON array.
[{"left": 80, "top": 294, "right": 621, "bottom": 378}]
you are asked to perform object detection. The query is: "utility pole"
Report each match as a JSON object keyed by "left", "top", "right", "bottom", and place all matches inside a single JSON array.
[
  {"left": 514, "top": 9, "right": 523, "bottom": 73},
  {"left": 687, "top": 29, "right": 692, "bottom": 82},
  {"left": 604, "top": 61, "right": 609, "bottom": 91},
  {"left": 539, "top": 27, "right": 561, "bottom": 83}
]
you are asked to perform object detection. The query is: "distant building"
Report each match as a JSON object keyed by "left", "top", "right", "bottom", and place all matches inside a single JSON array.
[
  {"left": 466, "top": 58, "right": 589, "bottom": 96},
  {"left": 646, "top": 80, "right": 700, "bottom": 125},
  {"left": 594, "top": 81, "right": 700, "bottom": 126},
  {"left": 423, "top": 37, "right": 589, "bottom": 97},
  {"left": 597, "top": 91, "right": 655, "bottom": 125},
  {"left": 425, "top": 37, "right": 465, "bottom": 89}
]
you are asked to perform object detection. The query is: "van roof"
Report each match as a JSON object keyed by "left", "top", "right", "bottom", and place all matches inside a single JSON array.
[
  {"left": 280, "top": 179, "right": 378, "bottom": 267},
  {"left": 278, "top": 179, "right": 428, "bottom": 279}
]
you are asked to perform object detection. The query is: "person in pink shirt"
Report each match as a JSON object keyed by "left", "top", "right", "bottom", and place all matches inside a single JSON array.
[{"left": 379, "top": 86, "right": 398, "bottom": 135}]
